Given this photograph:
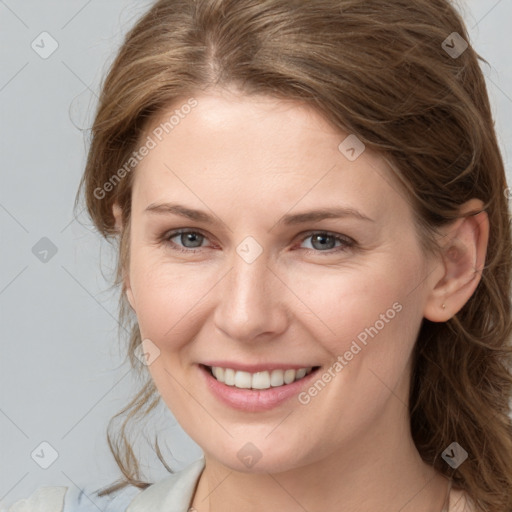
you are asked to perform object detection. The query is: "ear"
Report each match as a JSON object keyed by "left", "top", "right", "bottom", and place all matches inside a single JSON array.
[
  {"left": 423, "top": 198, "right": 489, "bottom": 322},
  {"left": 112, "top": 202, "right": 136, "bottom": 312},
  {"left": 113, "top": 202, "right": 123, "bottom": 233}
]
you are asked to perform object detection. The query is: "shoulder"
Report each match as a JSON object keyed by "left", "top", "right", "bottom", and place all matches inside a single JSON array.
[
  {"left": 2, "top": 482, "right": 142, "bottom": 512},
  {"left": 64, "top": 482, "right": 143, "bottom": 512},
  {"left": 3, "top": 486, "right": 67, "bottom": 512},
  {"left": 3, "top": 457, "right": 205, "bottom": 512}
]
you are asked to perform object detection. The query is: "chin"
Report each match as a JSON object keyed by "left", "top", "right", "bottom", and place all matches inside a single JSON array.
[{"left": 205, "top": 442, "right": 313, "bottom": 474}]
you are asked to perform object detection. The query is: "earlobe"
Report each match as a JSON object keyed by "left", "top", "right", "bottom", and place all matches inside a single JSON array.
[
  {"left": 113, "top": 202, "right": 123, "bottom": 233},
  {"left": 112, "top": 202, "right": 136, "bottom": 312},
  {"left": 423, "top": 199, "right": 489, "bottom": 323},
  {"left": 126, "top": 286, "right": 136, "bottom": 311},
  {"left": 123, "top": 268, "right": 136, "bottom": 313}
]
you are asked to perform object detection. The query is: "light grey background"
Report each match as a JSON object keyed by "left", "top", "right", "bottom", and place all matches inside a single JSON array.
[{"left": 1, "top": 0, "right": 511, "bottom": 508}]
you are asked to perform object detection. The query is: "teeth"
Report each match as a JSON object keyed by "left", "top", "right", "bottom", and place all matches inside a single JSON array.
[
  {"left": 209, "top": 366, "right": 314, "bottom": 390},
  {"left": 270, "top": 369, "right": 284, "bottom": 387}
]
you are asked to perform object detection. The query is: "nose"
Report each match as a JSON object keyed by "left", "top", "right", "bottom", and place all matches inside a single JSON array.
[{"left": 213, "top": 248, "right": 289, "bottom": 342}]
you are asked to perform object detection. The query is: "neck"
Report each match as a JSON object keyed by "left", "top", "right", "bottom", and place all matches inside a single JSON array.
[{"left": 190, "top": 407, "right": 449, "bottom": 512}]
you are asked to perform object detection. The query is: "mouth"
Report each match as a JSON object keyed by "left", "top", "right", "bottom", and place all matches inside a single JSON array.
[{"left": 200, "top": 364, "right": 321, "bottom": 390}]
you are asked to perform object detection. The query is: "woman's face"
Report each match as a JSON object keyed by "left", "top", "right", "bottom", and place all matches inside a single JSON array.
[{"left": 122, "top": 88, "right": 441, "bottom": 473}]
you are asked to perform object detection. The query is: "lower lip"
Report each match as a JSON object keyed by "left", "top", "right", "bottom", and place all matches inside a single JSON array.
[{"left": 199, "top": 364, "right": 320, "bottom": 412}]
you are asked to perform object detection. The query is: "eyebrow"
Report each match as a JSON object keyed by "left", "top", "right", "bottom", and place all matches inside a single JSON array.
[{"left": 144, "top": 202, "right": 374, "bottom": 225}]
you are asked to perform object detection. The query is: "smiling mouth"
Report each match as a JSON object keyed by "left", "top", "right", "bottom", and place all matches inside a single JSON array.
[{"left": 202, "top": 364, "right": 321, "bottom": 390}]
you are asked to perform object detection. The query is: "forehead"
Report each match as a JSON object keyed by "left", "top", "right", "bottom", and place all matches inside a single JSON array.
[{"left": 132, "top": 90, "right": 412, "bottom": 225}]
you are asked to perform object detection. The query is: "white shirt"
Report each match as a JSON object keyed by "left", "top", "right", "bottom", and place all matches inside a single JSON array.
[{"left": 4, "top": 457, "right": 205, "bottom": 512}]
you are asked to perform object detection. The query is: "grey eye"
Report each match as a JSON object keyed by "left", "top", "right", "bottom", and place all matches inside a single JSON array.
[
  {"left": 303, "top": 233, "right": 338, "bottom": 251},
  {"left": 179, "top": 232, "right": 204, "bottom": 248}
]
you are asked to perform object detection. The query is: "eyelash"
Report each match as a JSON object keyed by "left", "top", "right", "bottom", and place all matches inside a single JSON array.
[{"left": 160, "top": 229, "right": 356, "bottom": 255}]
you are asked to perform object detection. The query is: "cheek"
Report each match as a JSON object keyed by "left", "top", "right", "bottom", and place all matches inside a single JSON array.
[
  {"left": 294, "top": 255, "right": 424, "bottom": 388},
  {"left": 292, "top": 261, "right": 413, "bottom": 339},
  {"left": 128, "top": 250, "right": 216, "bottom": 344},
  {"left": 129, "top": 237, "right": 425, "bottom": 366}
]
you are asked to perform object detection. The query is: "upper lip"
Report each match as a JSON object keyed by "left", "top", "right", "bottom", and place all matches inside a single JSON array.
[{"left": 201, "top": 361, "right": 320, "bottom": 373}]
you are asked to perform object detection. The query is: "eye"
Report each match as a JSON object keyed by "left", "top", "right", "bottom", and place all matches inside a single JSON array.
[
  {"left": 160, "top": 229, "right": 355, "bottom": 255},
  {"left": 297, "top": 231, "right": 355, "bottom": 254},
  {"left": 163, "top": 229, "right": 210, "bottom": 253}
]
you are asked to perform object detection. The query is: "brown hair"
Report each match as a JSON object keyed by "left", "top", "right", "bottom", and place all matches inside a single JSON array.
[{"left": 77, "top": 0, "right": 512, "bottom": 510}]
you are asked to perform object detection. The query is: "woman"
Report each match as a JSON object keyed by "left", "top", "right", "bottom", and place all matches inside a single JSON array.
[{"left": 7, "top": 0, "right": 512, "bottom": 511}]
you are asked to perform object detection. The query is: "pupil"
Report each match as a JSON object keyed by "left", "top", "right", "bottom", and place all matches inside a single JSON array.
[
  {"left": 183, "top": 233, "right": 202, "bottom": 248},
  {"left": 313, "top": 234, "right": 334, "bottom": 250}
]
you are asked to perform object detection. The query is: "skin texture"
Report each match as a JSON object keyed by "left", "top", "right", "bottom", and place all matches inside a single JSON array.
[{"left": 114, "top": 88, "right": 488, "bottom": 512}]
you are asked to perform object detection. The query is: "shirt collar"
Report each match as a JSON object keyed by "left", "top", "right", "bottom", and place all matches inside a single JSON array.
[{"left": 126, "top": 456, "right": 205, "bottom": 512}]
